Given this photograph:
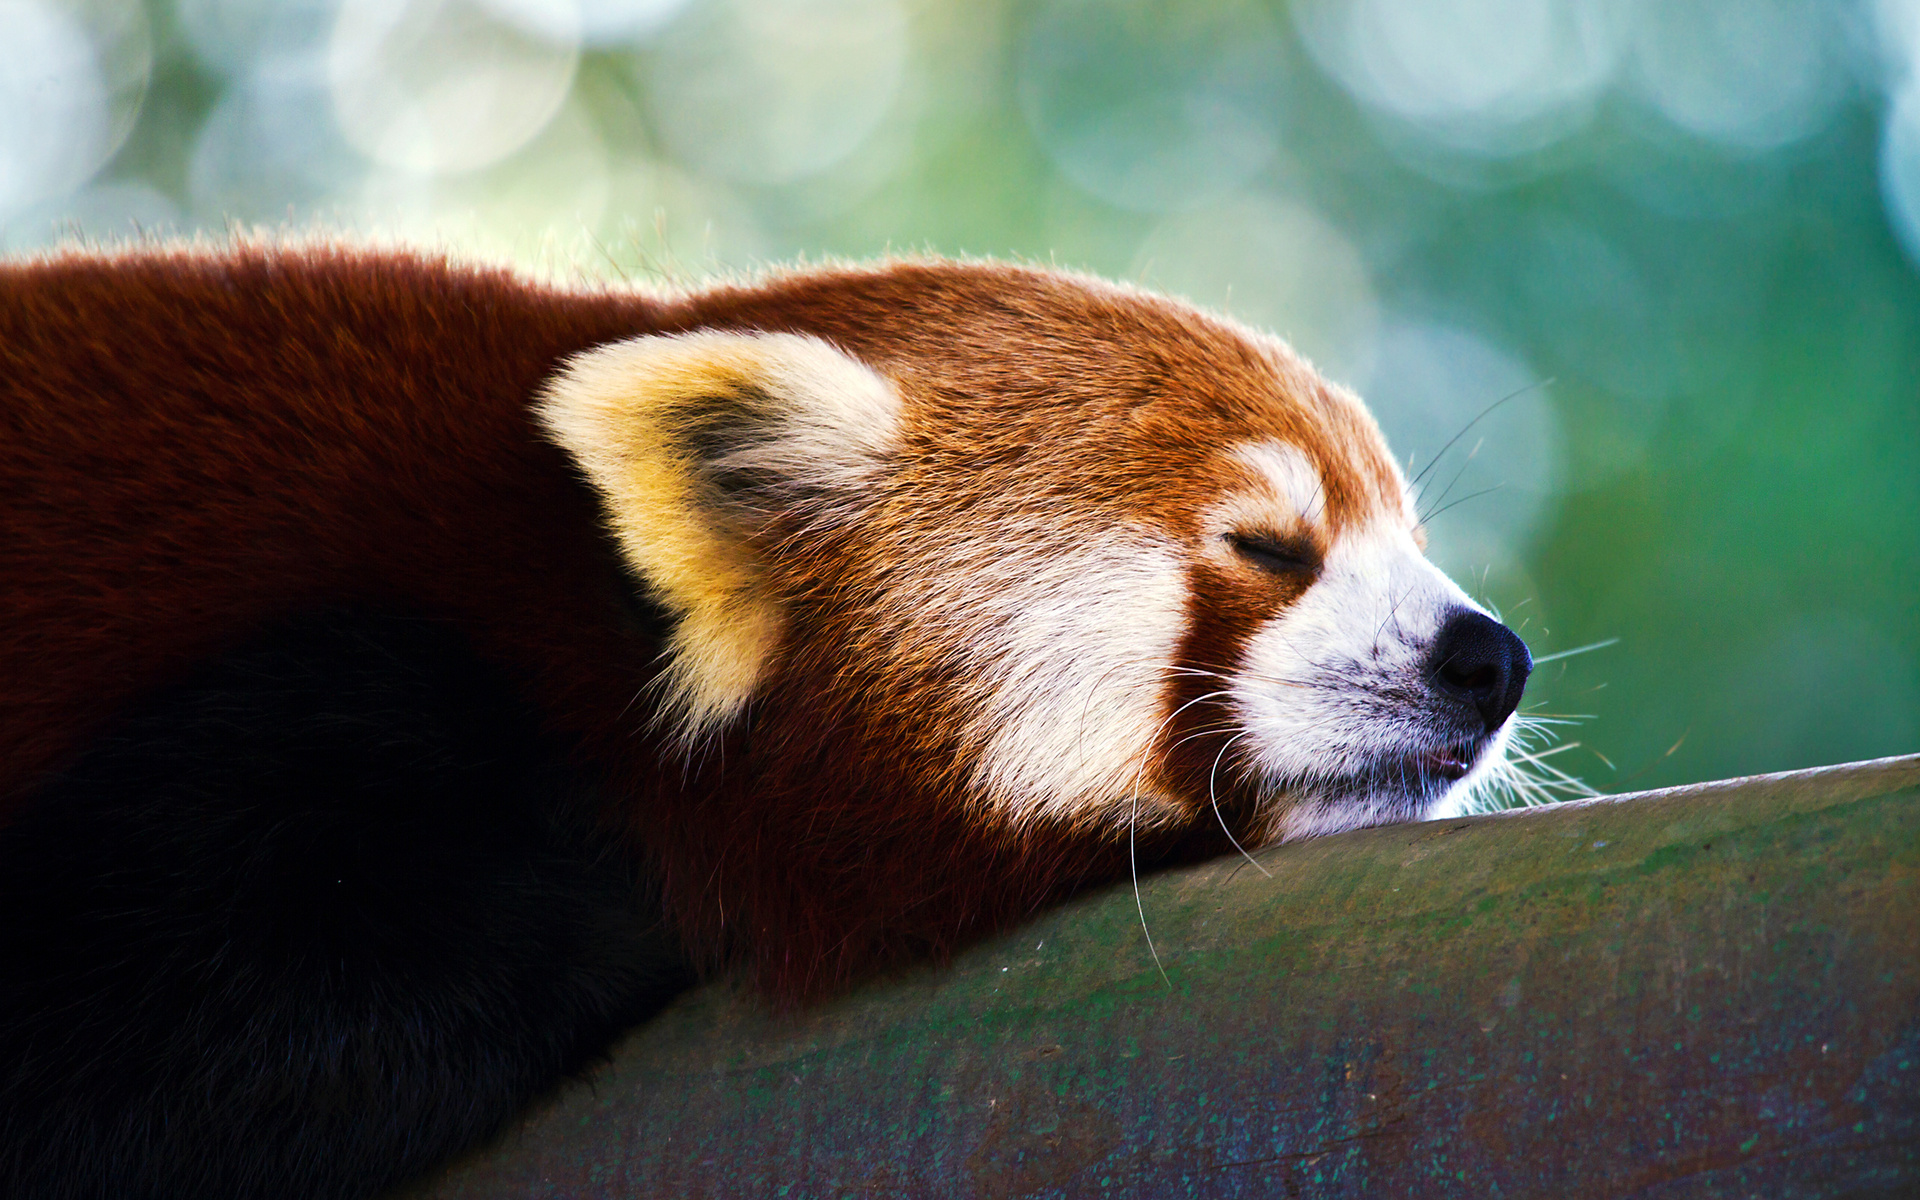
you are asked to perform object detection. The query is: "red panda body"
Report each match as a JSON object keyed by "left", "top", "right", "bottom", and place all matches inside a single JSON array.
[{"left": 0, "top": 245, "right": 1532, "bottom": 1199}]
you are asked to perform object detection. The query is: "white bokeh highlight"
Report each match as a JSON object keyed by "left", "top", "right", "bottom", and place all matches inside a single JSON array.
[
  {"left": 1873, "top": 0, "right": 1920, "bottom": 82},
  {"left": 640, "top": 0, "right": 908, "bottom": 186},
  {"left": 1130, "top": 196, "right": 1379, "bottom": 384},
  {"left": 354, "top": 97, "right": 612, "bottom": 260},
  {"left": 1293, "top": 0, "right": 1625, "bottom": 157},
  {"left": 190, "top": 47, "right": 365, "bottom": 222},
  {"left": 1880, "top": 0, "right": 1920, "bottom": 272},
  {"left": 478, "top": 0, "right": 695, "bottom": 45},
  {"left": 1883, "top": 85, "right": 1920, "bottom": 270},
  {"left": 1630, "top": 0, "right": 1846, "bottom": 152},
  {"left": 329, "top": 0, "right": 580, "bottom": 176},
  {"left": 1357, "top": 320, "right": 1563, "bottom": 571},
  {"left": 0, "top": 0, "right": 150, "bottom": 223},
  {"left": 177, "top": 0, "right": 335, "bottom": 75}
]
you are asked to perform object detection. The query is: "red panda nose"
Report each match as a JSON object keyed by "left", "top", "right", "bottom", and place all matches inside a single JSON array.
[{"left": 1426, "top": 610, "right": 1533, "bottom": 733}]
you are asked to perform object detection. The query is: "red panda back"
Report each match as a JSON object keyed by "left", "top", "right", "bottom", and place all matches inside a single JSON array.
[{"left": 0, "top": 246, "right": 662, "bottom": 810}]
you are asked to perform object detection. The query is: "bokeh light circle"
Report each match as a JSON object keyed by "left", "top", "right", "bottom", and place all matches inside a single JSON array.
[
  {"left": 329, "top": 0, "right": 580, "bottom": 176},
  {"left": 1884, "top": 82, "right": 1920, "bottom": 272},
  {"left": 191, "top": 54, "right": 367, "bottom": 222},
  {"left": 1130, "top": 196, "right": 1377, "bottom": 383},
  {"left": 1630, "top": 0, "right": 1845, "bottom": 152},
  {"left": 1873, "top": 0, "right": 1920, "bottom": 84},
  {"left": 0, "top": 0, "right": 151, "bottom": 220},
  {"left": 177, "top": 0, "right": 335, "bottom": 76},
  {"left": 1356, "top": 319, "right": 1562, "bottom": 563},
  {"left": 355, "top": 97, "right": 612, "bottom": 258},
  {"left": 478, "top": 0, "right": 696, "bottom": 45},
  {"left": 640, "top": 0, "right": 908, "bottom": 186},
  {"left": 1018, "top": 0, "right": 1285, "bottom": 213},
  {"left": 1293, "top": 0, "right": 1624, "bottom": 157}
]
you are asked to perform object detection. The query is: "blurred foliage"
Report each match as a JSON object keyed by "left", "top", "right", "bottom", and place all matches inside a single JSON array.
[{"left": 3, "top": 0, "right": 1917, "bottom": 792}]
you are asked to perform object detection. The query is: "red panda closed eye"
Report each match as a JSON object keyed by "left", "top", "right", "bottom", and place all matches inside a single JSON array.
[{"left": 0, "top": 243, "right": 1530, "bottom": 1200}]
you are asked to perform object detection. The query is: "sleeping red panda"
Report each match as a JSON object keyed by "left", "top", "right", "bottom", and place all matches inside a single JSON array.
[{"left": 0, "top": 244, "right": 1530, "bottom": 1200}]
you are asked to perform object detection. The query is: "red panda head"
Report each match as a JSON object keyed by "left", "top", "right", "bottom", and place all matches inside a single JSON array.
[{"left": 538, "top": 260, "right": 1530, "bottom": 859}]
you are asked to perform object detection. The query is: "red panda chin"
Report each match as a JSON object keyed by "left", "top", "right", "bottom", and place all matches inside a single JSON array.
[{"left": 0, "top": 243, "right": 1534, "bottom": 1199}]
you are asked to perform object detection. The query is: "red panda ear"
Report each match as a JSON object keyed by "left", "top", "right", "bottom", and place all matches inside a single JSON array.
[{"left": 536, "top": 332, "right": 901, "bottom": 742}]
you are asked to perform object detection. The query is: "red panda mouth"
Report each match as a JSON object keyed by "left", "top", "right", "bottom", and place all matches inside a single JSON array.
[
  {"left": 1289, "top": 741, "right": 1486, "bottom": 806},
  {"left": 1418, "top": 745, "right": 1478, "bottom": 782},
  {"left": 1348, "top": 743, "right": 1484, "bottom": 794}
]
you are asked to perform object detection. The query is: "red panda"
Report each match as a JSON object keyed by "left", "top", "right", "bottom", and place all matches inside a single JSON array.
[{"left": 0, "top": 244, "right": 1530, "bottom": 1200}]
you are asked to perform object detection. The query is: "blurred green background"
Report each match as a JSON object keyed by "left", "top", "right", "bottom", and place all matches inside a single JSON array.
[{"left": 3, "top": 0, "right": 1917, "bottom": 794}]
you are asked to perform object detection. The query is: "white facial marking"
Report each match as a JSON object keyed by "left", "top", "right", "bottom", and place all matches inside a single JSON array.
[
  {"left": 1229, "top": 441, "right": 1327, "bottom": 530},
  {"left": 1231, "top": 519, "right": 1488, "bottom": 840},
  {"left": 960, "top": 532, "right": 1189, "bottom": 830}
]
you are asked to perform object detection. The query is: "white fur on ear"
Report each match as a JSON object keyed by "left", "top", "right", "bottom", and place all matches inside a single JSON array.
[{"left": 536, "top": 331, "right": 901, "bottom": 741}]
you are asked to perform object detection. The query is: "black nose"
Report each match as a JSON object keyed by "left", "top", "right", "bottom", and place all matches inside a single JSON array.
[{"left": 1425, "top": 610, "right": 1532, "bottom": 733}]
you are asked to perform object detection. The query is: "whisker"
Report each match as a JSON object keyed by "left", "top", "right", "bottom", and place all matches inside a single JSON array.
[
  {"left": 1457, "top": 707, "right": 1602, "bottom": 812},
  {"left": 1120, "top": 686, "right": 1243, "bottom": 988},
  {"left": 1408, "top": 378, "right": 1552, "bottom": 493},
  {"left": 1208, "top": 732, "right": 1270, "bottom": 877},
  {"left": 1418, "top": 436, "right": 1483, "bottom": 523},
  {"left": 1421, "top": 485, "right": 1505, "bottom": 526},
  {"left": 1509, "top": 743, "right": 1587, "bottom": 768},
  {"left": 1530, "top": 637, "right": 1620, "bottom": 665},
  {"left": 1164, "top": 724, "right": 1248, "bottom": 753},
  {"left": 1128, "top": 791, "right": 1170, "bottom": 989}
]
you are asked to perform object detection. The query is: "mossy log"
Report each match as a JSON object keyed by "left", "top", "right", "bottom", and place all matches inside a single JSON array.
[{"left": 402, "top": 754, "right": 1920, "bottom": 1199}]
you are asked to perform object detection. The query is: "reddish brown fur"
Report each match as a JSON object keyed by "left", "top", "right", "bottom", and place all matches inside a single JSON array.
[{"left": 0, "top": 244, "right": 1404, "bottom": 1000}]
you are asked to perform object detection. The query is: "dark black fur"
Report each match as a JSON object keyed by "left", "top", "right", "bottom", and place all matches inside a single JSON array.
[{"left": 0, "top": 612, "right": 695, "bottom": 1200}]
